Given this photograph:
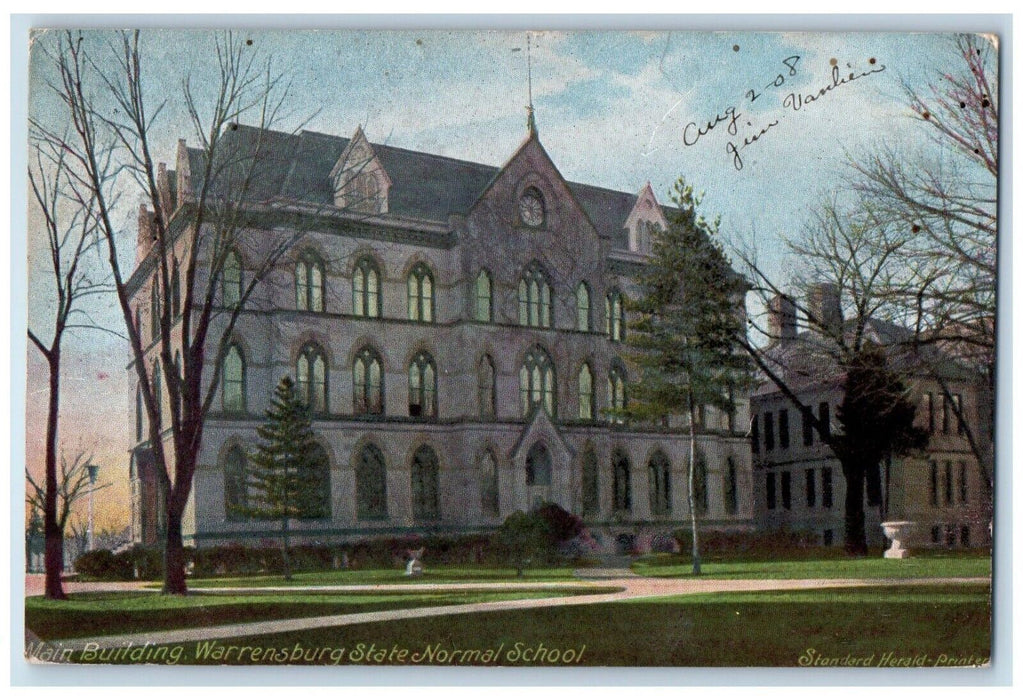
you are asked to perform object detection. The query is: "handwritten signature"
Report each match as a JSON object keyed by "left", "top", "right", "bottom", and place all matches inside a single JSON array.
[{"left": 682, "top": 56, "right": 886, "bottom": 171}]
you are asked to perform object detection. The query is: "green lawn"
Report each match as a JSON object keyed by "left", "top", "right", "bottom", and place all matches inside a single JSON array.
[
  {"left": 26, "top": 587, "right": 608, "bottom": 642},
  {"left": 175, "top": 565, "right": 580, "bottom": 589},
  {"left": 57, "top": 584, "right": 990, "bottom": 666},
  {"left": 631, "top": 551, "right": 992, "bottom": 580}
]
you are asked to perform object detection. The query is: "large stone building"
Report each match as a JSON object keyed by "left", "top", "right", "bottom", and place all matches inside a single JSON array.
[
  {"left": 128, "top": 117, "right": 755, "bottom": 552},
  {"left": 750, "top": 285, "right": 992, "bottom": 549}
]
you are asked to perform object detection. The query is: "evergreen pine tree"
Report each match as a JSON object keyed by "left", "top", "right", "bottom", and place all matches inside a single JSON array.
[
  {"left": 625, "top": 177, "right": 753, "bottom": 575},
  {"left": 241, "top": 376, "right": 329, "bottom": 580}
]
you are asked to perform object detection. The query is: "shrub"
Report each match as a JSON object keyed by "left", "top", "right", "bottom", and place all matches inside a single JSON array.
[
  {"left": 533, "top": 502, "right": 584, "bottom": 544},
  {"left": 74, "top": 549, "right": 130, "bottom": 580},
  {"left": 495, "top": 510, "right": 555, "bottom": 576}
]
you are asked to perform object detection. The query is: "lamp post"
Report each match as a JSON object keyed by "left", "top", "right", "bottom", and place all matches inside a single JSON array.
[{"left": 86, "top": 463, "right": 100, "bottom": 552}]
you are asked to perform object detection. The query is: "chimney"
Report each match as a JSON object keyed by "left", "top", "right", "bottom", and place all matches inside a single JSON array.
[
  {"left": 807, "top": 282, "right": 843, "bottom": 335},
  {"left": 175, "top": 138, "right": 191, "bottom": 200},
  {"left": 768, "top": 294, "right": 797, "bottom": 343}
]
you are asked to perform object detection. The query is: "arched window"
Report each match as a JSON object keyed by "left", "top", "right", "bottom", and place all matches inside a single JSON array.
[
  {"left": 518, "top": 263, "right": 552, "bottom": 328},
  {"left": 298, "top": 443, "right": 331, "bottom": 519},
  {"left": 478, "top": 355, "right": 496, "bottom": 419},
  {"left": 407, "top": 263, "right": 434, "bottom": 322},
  {"left": 519, "top": 346, "right": 556, "bottom": 417},
  {"left": 581, "top": 443, "right": 599, "bottom": 516},
  {"left": 171, "top": 258, "right": 181, "bottom": 318},
  {"left": 297, "top": 343, "right": 328, "bottom": 412},
  {"left": 693, "top": 449, "right": 709, "bottom": 516},
  {"left": 295, "top": 250, "right": 325, "bottom": 312},
  {"left": 474, "top": 270, "right": 493, "bottom": 322},
  {"left": 356, "top": 444, "right": 387, "bottom": 519},
  {"left": 223, "top": 249, "right": 242, "bottom": 308},
  {"left": 576, "top": 282, "right": 591, "bottom": 332},
  {"left": 578, "top": 363, "right": 594, "bottom": 420},
  {"left": 408, "top": 352, "right": 437, "bottom": 418},
  {"left": 648, "top": 451, "right": 672, "bottom": 516},
  {"left": 150, "top": 284, "right": 160, "bottom": 341},
  {"left": 352, "top": 257, "right": 381, "bottom": 318},
  {"left": 222, "top": 344, "right": 246, "bottom": 413},
  {"left": 526, "top": 442, "right": 552, "bottom": 509},
  {"left": 608, "top": 363, "right": 627, "bottom": 423},
  {"left": 352, "top": 347, "right": 383, "bottom": 415},
  {"left": 605, "top": 289, "right": 625, "bottom": 341},
  {"left": 724, "top": 457, "right": 739, "bottom": 515},
  {"left": 612, "top": 448, "right": 631, "bottom": 514},
  {"left": 411, "top": 445, "right": 440, "bottom": 521},
  {"left": 480, "top": 450, "right": 499, "bottom": 518},
  {"left": 223, "top": 445, "right": 248, "bottom": 521}
]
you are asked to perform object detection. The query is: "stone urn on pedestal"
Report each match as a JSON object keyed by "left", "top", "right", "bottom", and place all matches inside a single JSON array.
[{"left": 881, "top": 521, "right": 917, "bottom": 559}]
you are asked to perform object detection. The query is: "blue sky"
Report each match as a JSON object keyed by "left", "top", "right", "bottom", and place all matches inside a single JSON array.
[{"left": 25, "top": 29, "right": 977, "bottom": 527}]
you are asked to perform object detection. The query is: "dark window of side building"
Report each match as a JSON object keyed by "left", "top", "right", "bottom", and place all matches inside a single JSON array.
[
  {"left": 822, "top": 467, "right": 833, "bottom": 509},
  {"left": 612, "top": 449, "right": 631, "bottom": 514},
  {"left": 778, "top": 409, "right": 790, "bottom": 449},
  {"left": 411, "top": 445, "right": 440, "bottom": 521},
  {"left": 648, "top": 451, "right": 672, "bottom": 517},
  {"left": 356, "top": 444, "right": 387, "bottom": 520},
  {"left": 781, "top": 471, "right": 792, "bottom": 510},
  {"left": 944, "top": 461, "right": 954, "bottom": 506},
  {"left": 407, "top": 263, "right": 435, "bottom": 322},
  {"left": 805, "top": 468, "right": 817, "bottom": 509},
  {"left": 941, "top": 394, "right": 950, "bottom": 434},
  {"left": 763, "top": 412, "right": 775, "bottom": 451},
  {"left": 724, "top": 458, "right": 738, "bottom": 515},
  {"left": 959, "top": 461, "right": 969, "bottom": 504},
  {"left": 929, "top": 461, "right": 939, "bottom": 507},
  {"left": 751, "top": 414, "right": 760, "bottom": 453},
  {"left": 931, "top": 525, "right": 941, "bottom": 544},
  {"left": 693, "top": 450, "right": 708, "bottom": 516},
  {"left": 818, "top": 402, "right": 831, "bottom": 439},
  {"left": 923, "top": 392, "right": 934, "bottom": 433},
  {"left": 823, "top": 529, "right": 834, "bottom": 546},
  {"left": 960, "top": 525, "right": 971, "bottom": 548},
  {"left": 802, "top": 407, "right": 814, "bottom": 446},
  {"left": 766, "top": 472, "right": 776, "bottom": 510}
]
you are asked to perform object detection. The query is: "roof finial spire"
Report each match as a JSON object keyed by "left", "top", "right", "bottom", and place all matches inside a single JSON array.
[{"left": 526, "top": 33, "right": 537, "bottom": 135}]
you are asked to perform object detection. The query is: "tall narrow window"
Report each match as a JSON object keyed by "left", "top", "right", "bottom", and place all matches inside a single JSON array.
[
  {"left": 805, "top": 468, "right": 817, "bottom": 509},
  {"left": 724, "top": 458, "right": 739, "bottom": 515},
  {"left": 612, "top": 448, "right": 631, "bottom": 513},
  {"left": 171, "top": 258, "right": 181, "bottom": 318},
  {"left": 959, "top": 461, "right": 969, "bottom": 504},
  {"left": 944, "top": 461, "right": 954, "bottom": 505},
  {"left": 222, "top": 344, "right": 246, "bottom": 413},
  {"left": 297, "top": 343, "right": 328, "bottom": 412},
  {"left": 582, "top": 443, "right": 599, "bottom": 516},
  {"left": 818, "top": 402, "right": 831, "bottom": 439},
  {"left": 474, "top": 270, "right": 492, "bottom": 322},
  {"left": 356, "top": 444, "right": 387, "bottom": 519},
  {"left": 352, "top": 257, "right": 381, "bottom": 318},
  {"left": 693, "top": 450, "right": 708, "bottom": 515},
  {"left": 608, "top": 363, "right": 626, "bottom": 423},
  {"left": 578, "top": 363, "right": 594, "bottom": 420},
  {"left": 802, "top": 407, "right": 814, "bottom": 446},
  {"left": 778, "top": 409, "right": 790, "bottom": 449},
  {"left": 353, "top": 347, "right": 383, "bottom": 415},
  {"left": 518, "top": 264, "right": 552, "bottom": 328},
  {"left": 407, "top": 263, "right": 434, "bottom": 322},
  {"left": 648, "top": 451, "right": 672, "bottom": 516},
  {"left": 223, "top": 249, "right": 242, "bottom": 308},
  {"left": 478, "top": 355, "right": 496, "bottom": 419},
  {"left": 223, "top": 445, "right": 248, "bottom": 521},
  {"left": 605, "top": 290, "right": 624, "bottom": 341},
  {"left": 781, "top": 470, "right": 792, "bottom": 510},
  {"left": 751, "top": 415, "right": 760, "bottom": 453},
  {"left": 411, "top": 446, "right": 440, "bottom": 521},
  {"left": 764, "top": 412, "right": 775, "bottom": 451},
  {"left": 295, "top": 250, "right": 325, "bottom": 312},
  {"left": 480, "top": 450, "right": 499, "bottom": 517},
  {"left": 150, "top": 284, "right": 160, "bottom": 342},
  {"left": 576, "top": 282, "right": 591, "bottom": 331},
  {"left": 923, "top": 392, "right": 935, "bottom": 433},
  {"left": 822, "top": 467, "right": 833, "bottom": 509},
  {"left": 953, "top": 394, "right": 964, "bottom": 435},
  {"left": 519, "top": 346, "right": 555, "bottom": 417},
  {"left": 408, "top": 351, "right": 437, "bottom": 418},
  {"left": 929, "top": 461, "right": 939, "bottom": 507}
]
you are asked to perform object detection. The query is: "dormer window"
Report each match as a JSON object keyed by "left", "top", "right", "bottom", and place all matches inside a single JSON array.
[{"left": 331, "top": 127, "right": 391, "bottom": 214}]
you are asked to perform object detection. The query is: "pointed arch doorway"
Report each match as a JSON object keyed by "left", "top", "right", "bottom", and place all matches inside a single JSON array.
[{"left": 525, "top": 442, "right": 552, "bottom": 509}]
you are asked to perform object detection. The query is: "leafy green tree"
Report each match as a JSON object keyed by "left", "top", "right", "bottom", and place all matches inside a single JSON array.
[
  {"left": 239, "top": 376, "right": 329, "bottom": 580},
  {"left": 495, "top": 510, "right": 553, "bottom": 577},
  {"left": 835, "top": 345, "right": 929, "bottom": 554},
  {"left": 625, "top": 177, "right": 753, "bottom": 575}
]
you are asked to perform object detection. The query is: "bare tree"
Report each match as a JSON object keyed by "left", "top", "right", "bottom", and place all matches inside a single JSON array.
[
  {"left": 26, "top": 137, "right": 109, "bottom": 599},
  {"left": 848, "top": 33, "right": 997, "bottom": 490},
  {"left": 33, "top": 30, "right": 378, "bottom": 594}
]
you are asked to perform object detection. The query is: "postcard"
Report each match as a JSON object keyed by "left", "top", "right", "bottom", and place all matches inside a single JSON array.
[{"left": 22, "top": 27, "right": 995, "bottom": 668}]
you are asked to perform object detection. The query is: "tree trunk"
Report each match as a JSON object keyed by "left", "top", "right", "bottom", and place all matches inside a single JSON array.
[
  {"left": 43, "top": 351, "right": 66, "bottom": 600},
  {"left": 687, "top": 395, "right": 702, "bottom": 576},
  {"left": 162, "top": 509, "right": 188, "bottom": 595},
  {"left": 841, "top": 461, "right": 869, "bottom": 556}
]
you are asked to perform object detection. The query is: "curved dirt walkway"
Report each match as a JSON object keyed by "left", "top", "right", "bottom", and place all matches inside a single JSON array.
[{"left": 32, "top": 575, "right": 988, "bottom": 652}]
